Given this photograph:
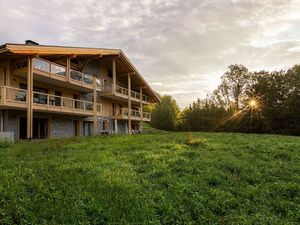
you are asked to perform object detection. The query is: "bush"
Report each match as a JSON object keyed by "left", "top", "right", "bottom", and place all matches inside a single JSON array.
[{"left": 186, "top": 133, "right": 207, "bottom": 147}]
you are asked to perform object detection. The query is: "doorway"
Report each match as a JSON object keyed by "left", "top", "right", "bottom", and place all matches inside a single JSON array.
[
  {"left": 33, "top": 118, "right": 48, "bottom": 139},
  {"left": 19, "top": 117, "right": 48, "bottom": 139},
  {"left": 19, "top": 117, "right": 27, "bottom": 139},
  {"left": 83, "top": 121, "right": 93, "bottom": 136},
  {"left": 73, "top": 120, "right": 80, "bottom": 136}
]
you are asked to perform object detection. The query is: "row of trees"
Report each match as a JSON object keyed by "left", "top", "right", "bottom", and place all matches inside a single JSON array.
[{"left": 149, "top": 64, "right": 300, "bottom": 135}]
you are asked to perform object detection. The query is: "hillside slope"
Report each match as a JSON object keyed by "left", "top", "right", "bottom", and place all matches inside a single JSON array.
[{"left": 0, "top": 132, "right": 299, "bottom": 224}]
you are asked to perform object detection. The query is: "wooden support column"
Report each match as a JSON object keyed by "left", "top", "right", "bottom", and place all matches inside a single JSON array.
[
  {"left": 6, "top": 61, "right": 11, "bottom": 86},
  {"left": 112, "top": 59, "right": 116, "bottom": 93},
  {"left": 0, "top": 110, "right": 3, "bottom": 132},
  {"left": 93, "top": 77, "right": 98, "bottom": 135},
  {"left": 66, "top": 56, "right": 70, "bottom": 82},
  {"left": 140, "top": 88, "right": 143, "bottom": 132},
  {"left": 114, "top": 119, "right": 118, "bottom": 134},
  {"left": 128, "top": 73, "right": 132, "bottom": 134},
  {"left": 27, "top": 56, "right": 33, "bottom": 139},
  {"left": 48, "top": 117, "right": 52, "bottom": 139}
]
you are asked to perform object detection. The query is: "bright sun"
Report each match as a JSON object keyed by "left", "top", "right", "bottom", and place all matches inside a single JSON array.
[
  {"left": 248, "top": 98, "right": 261, "bottom": 110},
  {"left": 249, "top": 100, "right": 257, "bottom": 107}
]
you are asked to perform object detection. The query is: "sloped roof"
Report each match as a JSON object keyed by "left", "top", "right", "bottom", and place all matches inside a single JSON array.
[{"left": 0, "top": 43, "right": 160, "bottom": 102}]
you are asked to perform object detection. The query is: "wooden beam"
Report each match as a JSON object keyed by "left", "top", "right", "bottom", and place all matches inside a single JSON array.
[
  {"left": 101, "top": 55, "right": 120, "bottom": 60},
  {"left": 69, "top": 54, "right": 77, "bottom": 59},
  {"left": 66, "top": 56, "right": 70, "bottom": 82},
  {"left": 79, "top": 54, "right": 101, "bottom": 71},
  {"left": 140, "top": 88, "right": 143, "bottom": 131},
  {"left": 30, "top": 53, "right": 39, "bottom": 58},
  {"left": 51, "top": 54, "right": 76, "bottom": 62},
  {"left": 93, "top": 78, "right": 98, "bottom": 135},
  {"left": 117, "top": 72, "right": 135, "bottom": 76},
  {"left": 27, "top": 56, "right": 33, "bottom": 139},
  {"left": 128, "top": 73, "right": 132, "bottom": 135},
  {"left": 5, "top": 44, "right": 121, "bottom": 56},
  {"left": 112, "top": 59, "right": 116, "bottom": 94}
]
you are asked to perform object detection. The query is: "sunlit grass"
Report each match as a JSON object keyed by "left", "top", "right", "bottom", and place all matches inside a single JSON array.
[{"left": 0, "top": 132, "right": 299, "bottom": 224}]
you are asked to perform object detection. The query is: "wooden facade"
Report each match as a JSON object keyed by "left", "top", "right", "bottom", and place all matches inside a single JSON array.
[{"left": 0, "top": 42, "right": 159, "bottom": 140}]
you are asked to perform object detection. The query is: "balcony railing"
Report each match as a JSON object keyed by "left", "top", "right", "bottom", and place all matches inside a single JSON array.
[
  {"left": 115, "top": 85, "right": 129, "bottom": 96},
  {"left": 142, "top": 112, "right": 151, "bottom": 120},
  {"left": 32, "top": 91, "right": 102, "bottom": 114},
  {"left": 112, "top": 85, "right": 150, "bottom": 103},
  {"left": 112, "top": 108, "right": 151, "bottom": 121},
  {"left": 70, "top": 70, "right": 94, "bottom": 86},
  {"left": 131, "top": 110, "right": 141, "bottom": 118},
  {"left": 0, "top": 86, "right": 28, "bottom": 104},
  {"left": 131, "top": 90, "right": 140, "bottom": 100},
  {"left": 96, "top": 78, "right": 102, "bottom": 91},
  {"left": 32, "top": 58, "right": 94, "bottom": 88},
  {"left": 33, "top": 58, "right": 66, "bottom": 77}
]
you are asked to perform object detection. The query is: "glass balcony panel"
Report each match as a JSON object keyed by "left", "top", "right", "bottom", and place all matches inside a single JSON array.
[
  {"left": 85, "top": 102, "right": 93, "bottom": 111},
  {"left": 96, "top": 79, "right": 102, "bottom": 91},
  {"left": 123, "top": 109, "right": 129, "bottom": 116},
  {"left": 33, "top": 92, "right": 48, "bottom": 104},
  {"left": 33, "top": 58, "right": 50, "bottom": 72},
  {"left": 142, "top": 95, "right": 149, "bottom": 102},
  {"left": 74, "top": 100, "right": 84, "bottom": 110},
  {"left": 51, "top": 64, "right": 66, "bottom": 77},
  {"left": 70, "top": 70, "right": 82, "bottom": 81},
  {"left": 83, "top": 74, "right": 93, "bottom": 85}
]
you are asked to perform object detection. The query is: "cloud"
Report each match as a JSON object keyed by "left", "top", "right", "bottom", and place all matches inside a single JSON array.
[{"left": 0, "top": 0, "right": 299, "bottom": 107}]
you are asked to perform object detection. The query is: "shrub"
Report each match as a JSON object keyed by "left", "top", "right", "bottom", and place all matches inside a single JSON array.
[{"left": 186, "top": 133, "right": 207, "bottom": 147}]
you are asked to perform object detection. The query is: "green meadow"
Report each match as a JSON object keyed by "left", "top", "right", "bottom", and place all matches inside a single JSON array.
[{"left": 0, "top": 127, "right": 299, "bottom": 224}]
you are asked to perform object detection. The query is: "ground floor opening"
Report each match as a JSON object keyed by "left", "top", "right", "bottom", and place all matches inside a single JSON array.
[{"left": 0, "top": 110, "right": 143, "bottom": 141}]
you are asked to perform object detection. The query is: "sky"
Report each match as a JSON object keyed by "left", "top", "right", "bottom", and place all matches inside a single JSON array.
[{"left": 0, "top": 0, "right": 300, "bottom": 107}]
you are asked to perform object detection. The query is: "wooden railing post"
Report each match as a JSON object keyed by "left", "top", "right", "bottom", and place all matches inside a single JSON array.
[
  {"left": 3, "top": 86, "right": 6, "bottom": 105},
  {"left": 47, "top": 94, "right": 49, "bottom": 109}
]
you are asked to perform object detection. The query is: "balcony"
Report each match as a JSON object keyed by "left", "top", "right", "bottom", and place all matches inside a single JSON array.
[
  {"left": 0, "top": 86, "right": 28, "bottom": 109},
  {"left": 101, "top": 84, "right": 150, "bottom": 104},
  {"left": 0, "top": 86, "right": 102, "bottom": 116},
  {"left": 70, "top": 69, "right": 94, "bottom": 89},
  {"left": 15, "top": 58, "right": 98, "bottom": 91},
  {"left": 111, "top": 108, "right": 151, "bottom": 122},
  {"left": 32, "top": 91, "right": 102, "bottom": 116}
]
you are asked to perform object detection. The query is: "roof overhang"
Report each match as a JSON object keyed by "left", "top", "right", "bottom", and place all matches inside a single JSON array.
[{"left": 0, "top": 43, "right": 161, "bottom": 103}]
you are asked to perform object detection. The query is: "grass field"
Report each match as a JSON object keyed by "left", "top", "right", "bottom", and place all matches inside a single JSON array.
[{"left": 0, "top": 127, "right": 299, "bottom": 224}]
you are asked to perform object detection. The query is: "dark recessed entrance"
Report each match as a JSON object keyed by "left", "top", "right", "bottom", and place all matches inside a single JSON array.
[
  {"left": 33, "top": 118, "right": 48, "bottom": 139},
  {"left": 20, "top": 117, "right": 49, "bottom": 139},
  {"left": 19, "top": 117, "right": 27, "bottom": 140}
]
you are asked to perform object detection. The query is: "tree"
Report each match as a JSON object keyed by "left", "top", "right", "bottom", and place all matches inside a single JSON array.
[
  {"left": 151, "top": 95, "right": 180, "bottom": 131},
  {"left": 218, "top": 64, "right": 250, "bottom": 110}
]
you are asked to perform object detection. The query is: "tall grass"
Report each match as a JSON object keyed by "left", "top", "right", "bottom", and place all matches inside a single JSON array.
[{"left": 0, "top": 132, "right": 299, "bottom": 224}]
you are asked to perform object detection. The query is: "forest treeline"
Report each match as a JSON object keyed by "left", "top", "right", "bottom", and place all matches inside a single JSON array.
[{"left": 147, "top": 64, "right": 300, "bottom": 135}]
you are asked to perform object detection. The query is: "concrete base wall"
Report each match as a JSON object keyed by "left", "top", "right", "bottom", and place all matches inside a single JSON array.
[
  {"left": 0, "top": 132, "right": 14, "bottom": 142},
  {"left": 51, "top": 117, "right": 75, "bottom": 138},
  {"left": 0, "top": 109, "right": 139, "bottom": 140}
]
